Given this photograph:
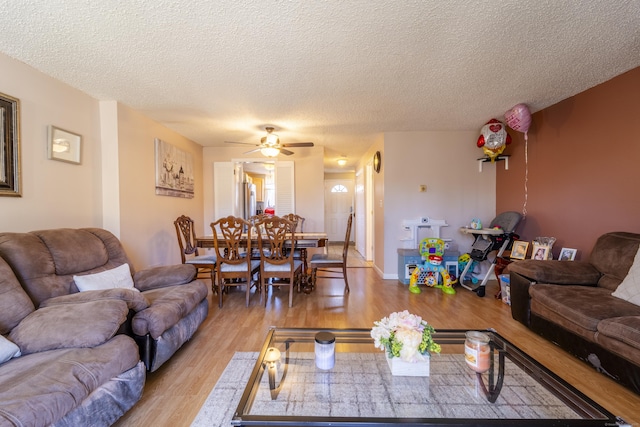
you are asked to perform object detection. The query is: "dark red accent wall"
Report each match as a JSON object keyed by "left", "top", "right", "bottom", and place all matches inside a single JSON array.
[{"left": 496, "top": 67, "right": 640, "bottom": 261}]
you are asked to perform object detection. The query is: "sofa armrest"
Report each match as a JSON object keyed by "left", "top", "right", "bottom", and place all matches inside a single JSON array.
[
  {"left": 133, "top": 264, "right": 196, "bottom": 291},
  {"left": 9, "top": 299, "right": 129, "bottom": 355},
  {"left": 507, "top": 260, "right": 601, "bottom": 285}
]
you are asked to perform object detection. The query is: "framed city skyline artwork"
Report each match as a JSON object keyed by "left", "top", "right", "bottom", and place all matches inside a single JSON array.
[{"left": 154, "top": 138, "right": 194, "bottom": 199}]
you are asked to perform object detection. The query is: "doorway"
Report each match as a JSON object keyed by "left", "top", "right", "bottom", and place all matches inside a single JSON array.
[{"left": 324, "top": 178, "right": 354, "bottom": 242}]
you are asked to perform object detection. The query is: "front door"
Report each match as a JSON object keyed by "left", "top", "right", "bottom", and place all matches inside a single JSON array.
[{"left": 324, "top": 179, "right": 354, "bottom": 242}]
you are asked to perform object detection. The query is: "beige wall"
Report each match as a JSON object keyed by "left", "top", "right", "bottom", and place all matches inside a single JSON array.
[
  {"left": 1, "top": 52, "right": 103, "bottom": 231},
  {"left": 203, "top": 146, "right": 325, "bottom": 233},
  {"left": 379, "top": 131, "right": 496, "bottom": 278},
  {"left": 497, "top": 66, "right": 640, "bottom": 260},
  {"left": 115, "top": 104, "right": 204, "bottom": 269},
  {"left": 324, "top": 171, "right": 356, "bottom": 180},
  {"left": 0, "top": 53, "right": 204, "bottom": 271}
]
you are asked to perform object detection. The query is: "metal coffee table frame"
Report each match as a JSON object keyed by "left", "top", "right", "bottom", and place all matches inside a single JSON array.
[{"left": 232, "top": 327, "right": 626, "bottom": 426}]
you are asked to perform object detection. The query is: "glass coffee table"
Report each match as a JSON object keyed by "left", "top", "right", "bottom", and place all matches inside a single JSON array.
[{"left": 232, "top": 328, "right": 627, "bottom": 426}]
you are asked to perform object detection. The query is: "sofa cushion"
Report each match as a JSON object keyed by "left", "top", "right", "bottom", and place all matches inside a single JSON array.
[
  {"left": 0, "top": 335, "right": 21, "bottom": 363},
  {"left": 34, "top": 228, "right": 111, "bottom": 276},
  {"left": 597, "top": 316, "right": 640, "bottom": 352},
  {"left": 611, "top": 246, "right": 640, "bottom": 306},
  {"left": 73, "top": 263, "right": 137, "bottom": 292},
  {"left": 9, "top": 300, "right": 128, "bottom": 355},
  {"left": 589, "top": 232, "right": 640, "bottom": 291},
  {"left": 0, "top": 229, "right": 133, "bottom": 307},
  {"left": 40, "top": 287, "right": 149, "bottom": 312},
  {"left": 131, "top": 281, "right": 208, "bottom": 339},
  {"left": 530, "top": 284, "right": 640, "bottom": 331},
  {"left": 0, "top": 335, "right": 140, "bottom": 427},
  {"left": 0, "top": 256, "right": 35, "bottom": 334}
]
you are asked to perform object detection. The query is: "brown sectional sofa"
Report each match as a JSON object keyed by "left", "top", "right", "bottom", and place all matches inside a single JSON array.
[
  {"left": 509, "top": 231, "right": 640, "bottom": 394},
  {"left": 0, "top": 228, "right": 210, "bottom": 426}
]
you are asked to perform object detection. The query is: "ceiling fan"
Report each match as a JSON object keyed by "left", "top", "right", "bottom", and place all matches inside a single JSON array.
[{"left": 224, "top": 127, "right": 314, "bottom": 157}]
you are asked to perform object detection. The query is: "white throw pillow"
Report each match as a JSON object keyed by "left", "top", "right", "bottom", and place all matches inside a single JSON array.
[
  {"left": 612, "top": 246, "right": 640, "bottom": 306},
  {"left": 0, "top": 335, "right": 21, "bottom": 364},
  {"left": 73, "top": 263, "right": 138, "bottom": 292}
]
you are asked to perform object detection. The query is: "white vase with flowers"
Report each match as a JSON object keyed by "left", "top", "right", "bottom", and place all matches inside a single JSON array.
[{"left": 371, "top": 310, "right": 441, "bottom": 376}]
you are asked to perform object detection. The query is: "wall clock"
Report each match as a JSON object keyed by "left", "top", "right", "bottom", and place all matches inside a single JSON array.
[{"left": 373, "top": 151, "right": 381, "bottom": 173}]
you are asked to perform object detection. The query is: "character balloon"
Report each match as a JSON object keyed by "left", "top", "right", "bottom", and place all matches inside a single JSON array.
[{"left": 477, "top": 119, "right": 511, "bottom": 161}]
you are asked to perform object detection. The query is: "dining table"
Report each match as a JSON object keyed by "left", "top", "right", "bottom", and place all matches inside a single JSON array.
[{"left": 195, "top": 232, "right": 328, "bottom": 287}]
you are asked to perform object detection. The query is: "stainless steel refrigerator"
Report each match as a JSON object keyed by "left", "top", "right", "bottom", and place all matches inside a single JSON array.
[{"left": 242, "top": 182, "right": 256, "bottom": 220}]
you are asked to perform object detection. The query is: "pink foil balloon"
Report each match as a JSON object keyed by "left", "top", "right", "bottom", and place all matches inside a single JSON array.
[{"left": 504, "top": 103, "right": 532, "bottom": 134}]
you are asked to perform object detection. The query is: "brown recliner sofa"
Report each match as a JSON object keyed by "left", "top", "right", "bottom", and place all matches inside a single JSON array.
[
  {"left": 0, "top": 228, "right": 209, "bottom": 373},
  {"left": 0, "top": 227, "right": 210, "bottom": 425},
  {"left": 0, "top": 254, "right": 146, "bottom": 427},
  {"left": 509, "top": 231, "right": 640, "bottom": 394}
]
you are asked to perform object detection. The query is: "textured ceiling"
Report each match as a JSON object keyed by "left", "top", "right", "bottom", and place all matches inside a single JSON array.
[{"left": 1, "top": 1, "right": 639, "bottom": 170}]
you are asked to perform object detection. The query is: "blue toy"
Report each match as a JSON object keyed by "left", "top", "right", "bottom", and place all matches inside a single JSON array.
[
  {"left": 458, "top": 253, "right": 480, "bottom": 285},
  {"left": 408, "top": 238, "right": 456, "bottom": 295}
]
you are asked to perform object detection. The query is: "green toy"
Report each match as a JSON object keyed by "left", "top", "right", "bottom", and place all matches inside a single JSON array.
[{"left": 408, "top": 238, "right": 456, "bottom": 295}]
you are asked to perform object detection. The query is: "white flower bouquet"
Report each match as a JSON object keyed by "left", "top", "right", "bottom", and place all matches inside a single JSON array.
[{"left": 371, "top": 310, "right": 441, "bottom": 362}]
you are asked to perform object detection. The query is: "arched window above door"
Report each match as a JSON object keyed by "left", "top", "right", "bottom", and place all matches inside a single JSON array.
[{"left": 331, "top": 184, "right": 348, "bottom": 193}]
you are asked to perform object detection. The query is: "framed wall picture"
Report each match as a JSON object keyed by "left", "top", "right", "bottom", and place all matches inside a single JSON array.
[
  {"left": 155, "top": 138, "right": 194, "bottom": 198},
  {"left": 0, "top": 92, "right": 21, "bottom": 196},
  {"left": 48, "top": 126, "right": 82, "bottom": 164},
  {"left": 559, "top": 247, "right": 577, "bottom": 261},
  {"left": 531, "top": 243, "right": 550, "bottom": 260},
  {"left": 510, "top": 241, "right": 529, "bottom": 260}
]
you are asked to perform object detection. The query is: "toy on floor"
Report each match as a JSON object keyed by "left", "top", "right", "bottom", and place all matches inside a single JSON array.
[
  {"left": 458, "top": 253, "right": 479, "bottom": 285},
  {"left": 408, "top": 238, "right": 456, "bottom": 295}
]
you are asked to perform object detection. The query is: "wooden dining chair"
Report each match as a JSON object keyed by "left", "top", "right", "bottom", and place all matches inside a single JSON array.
[
  {"left": 211, "top": 216, "right": 260, "bottom": 308},
  {"left": 174, "top": 215, "right": 217, "bottom": 292},
  {"left": 255, "top": 216, "right": 303, "bottom": 307},
  {"left": 282, "top": 213, "right": 304, "bottom": 232},
  {"left": 283, "top": 213, "right": 307, "bottom": 270},
  {"left": 249, "top": 213, "right": 271, "bottom": 260},
  {"left": 309, "top": 213, "right": 353, "bottom": 293}
]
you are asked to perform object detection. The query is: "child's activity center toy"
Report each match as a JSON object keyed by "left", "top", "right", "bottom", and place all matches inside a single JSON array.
[{"left": 409, "top": 238, "right": 456, "bottom": 295}]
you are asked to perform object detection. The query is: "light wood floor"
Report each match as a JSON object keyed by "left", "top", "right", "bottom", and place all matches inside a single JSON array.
[{"left": 115, "top": 261, "right": 640, "bottom": 426}]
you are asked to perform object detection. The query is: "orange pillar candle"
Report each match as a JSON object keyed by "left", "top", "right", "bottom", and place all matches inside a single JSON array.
[{"left": 465, "top": 331, "right": 491, "bottom": 373}]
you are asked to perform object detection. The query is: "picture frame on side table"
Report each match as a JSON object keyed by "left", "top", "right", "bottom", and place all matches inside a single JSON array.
[
  {"left": 510, "top": 241, "right": 529, "bottom": 260},
  {"left": 0, "top": 92, "right": 21, "bottom": 196},
  {"left": 559, "top": 247, "right": 577, "bottom": 261},
  {"left": 48, "top": 125, "right": 82, "bottom": 164},
  {"left": 531, "top": 243, "right": 550, "bottom": 260}
]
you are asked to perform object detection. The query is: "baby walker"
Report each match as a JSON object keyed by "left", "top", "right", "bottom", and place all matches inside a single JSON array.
[{"left": 408, "top": 238, "right": 456, "bottom": 295}]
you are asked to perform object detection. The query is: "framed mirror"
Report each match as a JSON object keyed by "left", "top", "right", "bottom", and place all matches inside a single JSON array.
[{"left": 0, "top": 92, "right": 21, "bottom": 197}]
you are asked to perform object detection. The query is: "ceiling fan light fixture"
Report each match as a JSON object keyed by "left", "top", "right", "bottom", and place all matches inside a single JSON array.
[
  {"left": 337, "top": 158, "right": 347, "bottom": 166},
  {"left": 260, "top": 146, "right": 280, "bottom": 157},
  {"left": 265, "top": 133, "right": 279, "bottom": 145}
]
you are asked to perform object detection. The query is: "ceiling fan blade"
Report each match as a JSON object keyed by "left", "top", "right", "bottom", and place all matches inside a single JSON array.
[
  {"left": 282, "top": 142, "right": 314, "bottom": 148},
  {"left": 225, "top": 140, "right": 259, "bottom": 146},
  {"left": 243, "top": 148, "right": 262, "bottom": 154},
  {"left": 280, "top": 148, "right": 295, "bottom": 156}
]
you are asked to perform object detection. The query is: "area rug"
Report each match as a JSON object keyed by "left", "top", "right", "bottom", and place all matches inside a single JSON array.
[
  {"left": 190, "top": 352, "right": 258, "bottom": 427},
  {"left": 191, "top": 351, "right": 581, "bottom": 424}
]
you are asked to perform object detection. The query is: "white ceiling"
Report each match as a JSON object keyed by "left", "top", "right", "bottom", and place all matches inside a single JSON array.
[{"left": 1, "top": 1, "right": 639, "bottom": 170}]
